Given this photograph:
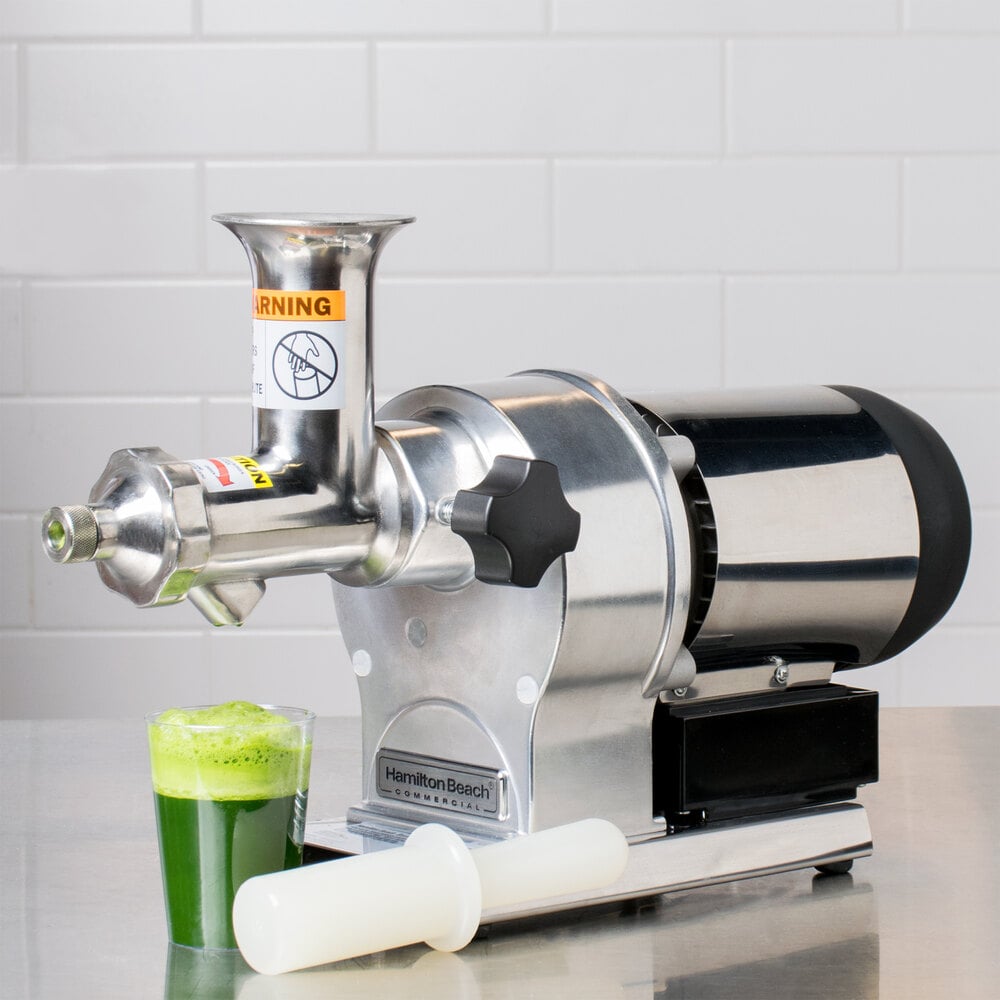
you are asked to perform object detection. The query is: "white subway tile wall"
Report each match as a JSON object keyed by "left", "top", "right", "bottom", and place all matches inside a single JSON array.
[
  {"left": 376, "top": 42, "right": 722, "bottom": 154},
  {"left": 27, "top": 44, "right": 372, "bottom": 160},
  {"left": 25, "top": 282, "right": 247, "bottom": 394},
  {"left": 903, "top": 157, "right": 1000, "bottom": 270},
  {"left": 554, "top": 2, "right": 900, "bottom": 34},
  {"left": 0, "top": 45, "right": 16, "bottom": 162},
  {"left": 728, "top": 39, "right": 1000, "bottom": 153},
  {"left": 202, "top": 1, "right": 549, "bottom": 37},
  {"left": 1, "top": 3, "right": 996, "bottom": 717},
  {"left": 0, "top": 0, "right": 193, "bottom": 38},
  {"left": 725, "top": 277, "right": 1000, "bottom": 388},
  {"left": 905, "top": 0, "right": 1000, "bottom": 32},
  {"left": 0, "top": 280, "right": 22, "bottom": 394},
  {"left": 374, "top": 277, "right": 722, "bottom": 393},
  {"left": 203, "top": 161, "right": 552, "bottom": 275},
  {"left": 0, "top": 165, "right": 201, "bottom": 275},
  {"left": 554, "top": 160, "right": 899, "bottom": 271}
]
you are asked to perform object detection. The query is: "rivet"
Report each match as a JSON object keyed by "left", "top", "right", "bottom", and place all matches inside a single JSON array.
[
  {"left": 516, "top": 675, "right": 540, "bottom": 706},
  {"left": 352, "top": 649, "right": 372, "bottom": 677}
]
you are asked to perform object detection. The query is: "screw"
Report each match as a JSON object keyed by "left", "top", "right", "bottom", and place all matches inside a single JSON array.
[
  {"left": 773, "top": 664, "right": 790, "bottom": 686},
  {"left": 436, "top": 497, "right": 455, "bottom": 525},
  {"left": 672, "top": 687, "right": 688, "bottom": 698},
  {"left": 405, "top": 617, "right": 428, "bottom": 648}
]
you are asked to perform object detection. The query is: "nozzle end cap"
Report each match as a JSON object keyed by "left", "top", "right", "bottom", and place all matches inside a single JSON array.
[{"left": 41, "top": 506, "right": 99, "bottom": 564}]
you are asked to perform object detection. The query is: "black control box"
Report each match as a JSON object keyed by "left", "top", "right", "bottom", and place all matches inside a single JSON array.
[{"left": 653, "top": 684, "right": 879, "bottom": 826}]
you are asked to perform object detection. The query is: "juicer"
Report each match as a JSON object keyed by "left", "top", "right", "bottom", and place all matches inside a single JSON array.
[{"left": 42, "top": 214, "right": 971, "bottom": 921}]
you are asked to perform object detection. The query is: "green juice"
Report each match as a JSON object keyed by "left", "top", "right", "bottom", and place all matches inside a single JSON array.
[
  {"left": 153, "top": 791, "right": 305, "bottom": 949},
  {"left": 147, "top": 702, "right": 313, "bottom": 950}
]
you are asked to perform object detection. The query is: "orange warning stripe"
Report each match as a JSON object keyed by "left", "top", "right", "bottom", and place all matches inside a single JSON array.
[{"left": 252, "top": 289, "right": 345, "bottom": 321}]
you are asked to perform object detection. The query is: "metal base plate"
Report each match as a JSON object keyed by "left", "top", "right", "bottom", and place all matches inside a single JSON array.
[{"left": 306, "top": 802, "right": 872, "bottom": 923}]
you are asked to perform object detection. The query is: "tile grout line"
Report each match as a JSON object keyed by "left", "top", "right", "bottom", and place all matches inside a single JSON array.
[
  {"left": 15, "top": 40, "right": 27, "bottom": 164},
  {"left": 897, "top": 157, "right": 906, "bottom": 271},
  {"left": 720, "top": 37, "right": 729, "bottom": 387},
  {"left": 368, "top": 40, "right": 378, "bottom": 156}
]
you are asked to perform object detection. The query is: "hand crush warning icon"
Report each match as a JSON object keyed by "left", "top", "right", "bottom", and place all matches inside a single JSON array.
[{"left": 272, "top": 331, "right": 339, "bottom": 401}]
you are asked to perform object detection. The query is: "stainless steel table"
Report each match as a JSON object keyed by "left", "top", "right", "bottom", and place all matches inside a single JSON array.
[{"left": 2, "top": 709, "right": 997, "bottom": 999}]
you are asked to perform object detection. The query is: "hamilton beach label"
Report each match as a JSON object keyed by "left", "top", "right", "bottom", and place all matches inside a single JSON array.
[
  {"left": 252, "top": 289, "right": 346, "bottom": 411},
  {"left": 376, "top": 750, "right": 506, "bottom": 819}
]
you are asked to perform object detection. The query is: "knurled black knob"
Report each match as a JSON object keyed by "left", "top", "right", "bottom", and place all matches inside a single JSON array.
[{"left": 450, "top": 456, "right": 581, "bottom": 588}]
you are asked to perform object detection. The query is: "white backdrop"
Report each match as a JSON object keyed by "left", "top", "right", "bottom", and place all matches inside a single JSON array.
[{"left": 1, "top": 1, "right": 997, "bottom": 717}]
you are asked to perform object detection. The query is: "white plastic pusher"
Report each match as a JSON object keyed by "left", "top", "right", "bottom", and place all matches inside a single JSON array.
[{"left": 233, "top": 818, "right": 629, "bottom": 976}]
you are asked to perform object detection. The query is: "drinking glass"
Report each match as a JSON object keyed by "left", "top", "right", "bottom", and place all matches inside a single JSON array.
[{"left": 147, "top": 703, "right": 314, "bottom": 950}]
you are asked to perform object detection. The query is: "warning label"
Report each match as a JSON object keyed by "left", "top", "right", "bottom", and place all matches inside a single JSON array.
[
  {"left": 252, "top": 289, "right": 346, "bottom": 411},
  {"left": 252, "top": 290, "right": 345, "bottom": 321},
  {"left": 191, "top": 456, "right": 273, "bottom": 493}
]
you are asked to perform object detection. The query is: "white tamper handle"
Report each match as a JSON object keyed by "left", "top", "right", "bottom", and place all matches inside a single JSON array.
[
  {"left": 233, "top": 818, "right": 628, "bottom": 976},
  {"left": 234, "top": 824, "right": 480, "bottom": 977},
  {"left": 474, "top": 818, "right": 629, "bottom": 912}
]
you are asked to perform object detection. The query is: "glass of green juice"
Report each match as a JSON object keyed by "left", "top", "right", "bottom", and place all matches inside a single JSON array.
[{"left": 146, "top": 701, "right": 315, "bottom": 950}]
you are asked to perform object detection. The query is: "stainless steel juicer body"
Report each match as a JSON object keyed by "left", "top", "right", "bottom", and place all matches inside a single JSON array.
[{"left": 42, "top": 214, "right": 971, "bottom": 917}]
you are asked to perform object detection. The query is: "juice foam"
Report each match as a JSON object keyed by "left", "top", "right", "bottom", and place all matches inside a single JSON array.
[{"left": 148, "top": 701, "right": 312, "bottom": 801}]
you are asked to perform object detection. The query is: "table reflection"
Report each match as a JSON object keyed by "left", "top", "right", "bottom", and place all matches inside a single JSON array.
[{"left": 164, "top": 870, "right": 877, "bottom": 1000}]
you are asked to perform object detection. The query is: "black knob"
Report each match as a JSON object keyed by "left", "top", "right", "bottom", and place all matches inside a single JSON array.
[{"left": 451, "top": 456, "right": 581, "bottom": 588}]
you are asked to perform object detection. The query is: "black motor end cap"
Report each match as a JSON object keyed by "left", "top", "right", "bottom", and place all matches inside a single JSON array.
[{"left": 830, "top": 386, "right": 972, "bottom": 664}]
